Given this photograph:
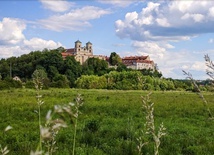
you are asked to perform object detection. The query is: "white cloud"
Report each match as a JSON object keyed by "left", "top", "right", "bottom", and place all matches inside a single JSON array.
[
  {"left": 39, "top": 6, "right": 111, "bottom": 31},
  {"left": 0, "top": 18, "right": 26, "bottom": 45},
  {"left": 156, "top": 18, "right": 170, "bottom": 27},
  {"left": 115, "top": 1, "right": 214, "bottom": 79},
  {"left": 129, "top": 40, "right": 208, "bottom": 79},
  {"left": 181, "top": 13, "right": 204, "bottom": 23},
  {"left": 132, "top": 41, "right": 167, "bottom": 60},
  {"left": 39, "top": 0, "right": 73, "bottom": 12},
  {"left": 191, "top": 61, "right": 206, "bottom": 71},
  {"left": 209, "top": 7, "right": 214, "bottom": 17},
  {"left": 23, "top": 38, "right": 62, "bottom": 51},
  {"left": 0, "top": 18, "right": 63, "bottom": 59},
  {"left": 0, "top": 46, "right": 23, "bottom": 58},
  {"left": 209, "top": 38, "right": 214, "bottom": 43},
  {"left": 115, "top": 1, "right": 214, "bottom": 42}
]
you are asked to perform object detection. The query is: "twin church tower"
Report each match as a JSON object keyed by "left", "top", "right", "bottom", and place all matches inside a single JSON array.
[{"left": 61, "top": 40, "right": 105, "bottom": 64}]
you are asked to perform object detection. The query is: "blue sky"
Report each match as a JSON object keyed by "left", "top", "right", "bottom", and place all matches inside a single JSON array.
[{"left": 1, "top": 0, "right": 214, "bottom": 80}]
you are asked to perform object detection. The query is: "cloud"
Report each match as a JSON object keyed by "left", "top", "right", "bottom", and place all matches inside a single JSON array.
[
  {"left": 39, "top": 0, "right": 73, "bottom": 12},
  {"left": 132, "top": 41, "right": 167, "bottom": 59},
  {"left": 130, "top": 40, "right": 208, "bottom": 79},
  {"left": 112, "top": 43, "right": 126, "bottom": 47},
  {"left": 23, "top": 38, "right": 62, "bottom": 51},
  {"left": 209, "top": 38, "right": 214, "bottom": 43},
  {"left": 115, "top": 1, "right": 214, "bottom": 42},
  {"left": 0, "top": 18, "right": 63, "bottom": 59},
  {"left": 0, "top": 46, "right": 23, "bottom": 58},
  {"left": 39, "top": 6, "right": 111, "bottom": 31},
  {"left": 97, "top": 0, "right": 137, "bottom": 7},
  {"left": 0, "top": 18, "right": 26, "bottom": 45},
  {"left": 115, "top": 1, "right": 214, "bottom": 79}
]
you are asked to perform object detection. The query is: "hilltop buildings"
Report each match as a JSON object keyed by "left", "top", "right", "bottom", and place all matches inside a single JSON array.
[
  {"left": 61, "top": 40, "right": 106, "bottom": 65},
  {"left": 122, "top": 56, "right": 155, "bottom": 70},
  {"left": 61, "top": 40, "right": 155, "bottom": 70}
]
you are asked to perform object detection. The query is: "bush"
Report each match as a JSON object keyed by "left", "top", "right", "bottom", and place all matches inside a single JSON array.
[
  {"left": 25, "top": 81, "right": 35, "bottom": 89},
  {"left": 0, "top": 79, "right": 22, "bottom": 90}
]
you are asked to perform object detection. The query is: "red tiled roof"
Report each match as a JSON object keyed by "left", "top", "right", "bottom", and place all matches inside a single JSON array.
[
  {"left": 65, "top": 48, "right": 75, "bottom": 54},
  {"left": 61, "top": 52, "right": 74, "bottom": 57},
  {"left": 122, "top": 56, "right": 148, "bottom": 60},
  {"left": 136, "top": 60, "right": 154, "bottom": 64}
]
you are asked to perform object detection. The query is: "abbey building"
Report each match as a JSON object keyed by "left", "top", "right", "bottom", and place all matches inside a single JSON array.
[
  {"left": 61, "top": 40, "right": 106, "bottom": 64},
  {"left": 61, "top": 40, "right": 155, "bottom": 70}
]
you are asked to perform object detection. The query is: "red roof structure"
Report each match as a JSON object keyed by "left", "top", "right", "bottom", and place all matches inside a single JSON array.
[{"left": 122, "top": 55, "right": 154, "bottom": 70}]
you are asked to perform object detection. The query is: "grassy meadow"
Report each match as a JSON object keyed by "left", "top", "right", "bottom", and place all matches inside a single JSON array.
[{"left": 0, "top": 88, "right": 214, "bottom": 155}]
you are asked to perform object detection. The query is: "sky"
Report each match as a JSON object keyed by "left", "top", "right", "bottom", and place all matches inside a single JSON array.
[{"left": 1, "top": 0, "right": 214, "bottom": 80}]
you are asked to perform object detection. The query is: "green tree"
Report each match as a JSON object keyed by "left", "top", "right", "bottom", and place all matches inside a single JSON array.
[
  {"left": 0, "top": 60, "right": 10, "bottom": 79},
  {"left": 51, "top": 74, "right": 70, "bottom": 88},
  {"left": 62, "top": 56, "right": 82, "bottom": 87},
  {"left": 47, "top": 66, "right": 59, "bottom": 81},
  {"left": 82, "top": 58, "right": 108, "bottom": 76},
  {"left": 116, "top": 63, "right": 128, "bottom": 72},
  {"left": 32, "top": 69, "right": 49, "bottom": 89},
  {"left": 109, "top": 52, "right": 122, "bottom": 66}
]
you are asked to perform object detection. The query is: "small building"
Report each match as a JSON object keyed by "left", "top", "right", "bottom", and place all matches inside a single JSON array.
[
  {"left": 13, "top": 76, "right": 21, "bottom": 82},
  {"left": 122, "top": 56, "right": 155, "bottom": 70}
]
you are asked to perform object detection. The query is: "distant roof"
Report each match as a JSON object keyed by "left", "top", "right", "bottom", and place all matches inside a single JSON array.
[
  {"left": 75, "top": 40, "right": 82, "bottom": 43},
  {"left": 61, "top": 52, "right": 74, "bottom": 57},
  {"left": 65, "top": 48, "right": 75, "bottom": 53},
  {"left": 122, "top": 56, "right": 149, "bottom": 60},
  {"left": 86, "top": 41, "right": 92, "bottom": 44}
]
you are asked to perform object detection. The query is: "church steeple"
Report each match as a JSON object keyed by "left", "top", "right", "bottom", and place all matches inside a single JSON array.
[
  {"left": 75, "top": 40, "right": 82, "bottom": 53},
  {"left": 86, "top": 41, "right": 93, "bottom": 54}
]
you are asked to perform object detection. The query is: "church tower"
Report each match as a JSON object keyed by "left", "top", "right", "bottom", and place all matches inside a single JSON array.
[
  {"left": 75, "top": 40, "right": 82, "bottom": 54},
  {"left": 86, "top": 41, "right": 93, "bottom": 55}
]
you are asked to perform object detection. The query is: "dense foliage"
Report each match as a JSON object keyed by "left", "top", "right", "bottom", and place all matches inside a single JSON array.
[
  {"left": 109, "top": 52, "right": 122, "bottom": 66},
  {"left": 0, "top": 49, "right": 109, "bottom": 89},
  {"left": 0, "top": 49, "right": 211, "bottom": 91},
  {"left": 0, "top": 89, "right": 213, "bottom": 154}
]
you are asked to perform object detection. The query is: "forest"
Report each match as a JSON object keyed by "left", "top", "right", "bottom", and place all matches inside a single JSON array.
[{"left": 0, "top": 48, "right": 212, "bottom": 91}]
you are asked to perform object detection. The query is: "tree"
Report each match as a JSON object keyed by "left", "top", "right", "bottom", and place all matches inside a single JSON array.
[
  {"left": 82, "top": 58, "right": 108, "bottom": 76},
  {"left": 47, "top": 66, "right": 59, "bottom": 81},
  {"left": 62, "top": 56, "right": 82, "bottom": 87},
  {"left": 0, "top": 61, "right": 10, "bottom": 79},
  {"left": 32, "top": 69, "right": 49, "bottom": 89},
  {"left": 109, "top": 52, "right": 122, "bottom": 66},
  {"left": 52, "top": 74, "right": 70, "bottom": 88},
  {"left": 116, "top": 63, "right": 128, "bottom": 72}
]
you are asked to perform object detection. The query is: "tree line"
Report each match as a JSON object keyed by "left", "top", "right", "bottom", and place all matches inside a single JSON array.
[{"left": 0, "top": 48, "right": 211, "bottom": 91}]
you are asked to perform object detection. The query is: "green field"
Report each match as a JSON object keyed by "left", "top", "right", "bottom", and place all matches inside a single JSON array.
[{"left": 0, "top": 89, "right": 214, "bottom": 155}]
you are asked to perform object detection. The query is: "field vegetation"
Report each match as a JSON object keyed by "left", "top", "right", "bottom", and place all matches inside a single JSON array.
[
  {"left": 0, "top": 50, "right": 214, "bottom": 154},
  {"left": 0, "top": 88, "right": 214, "bottom": 155},
  {"left": 1, "top": 48, "right": 211, "bottom": 91}
]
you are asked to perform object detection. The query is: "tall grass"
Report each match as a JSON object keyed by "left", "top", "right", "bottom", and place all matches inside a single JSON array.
[
  {"left": 183, "top": 54, "right": 214, "bottom": 119},
  {"left": 0, "top": 126, "right": 12, "bottom": 155},
  {"left": 0, "top": 88, "right": 214, "bottom": 154},
  {"left": 137, "top": 93, "right": 166, "bottom": 155},
  {"left": 31, "top": 70, "right": 85, "bottom": 155}
]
